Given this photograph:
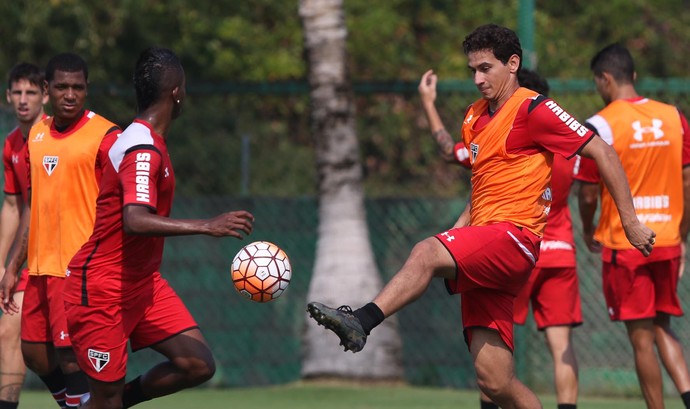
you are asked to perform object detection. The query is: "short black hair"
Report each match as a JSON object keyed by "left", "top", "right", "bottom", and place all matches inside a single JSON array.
[
  {"left": 518, "top": 68, "right": 549, "bottom": 96},
  {"left": 462, "top": 24, "right": 522, "bottom": 70},
  {"left": 133, "top": 46, "right": 183, "bottom": 112},
  {"left": 590, "top": 43, "right": 635, "bottom": 84},
  {"left": 45, "top": 53, "right": 88, "bottom": 82},
  {"left": 7, "top": 62, "right": 44, "bottom": 90}
]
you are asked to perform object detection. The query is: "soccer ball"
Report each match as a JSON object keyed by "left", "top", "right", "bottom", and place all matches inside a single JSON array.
[{"left": 231, "top": 241, "right": 292, "bottom": 302}]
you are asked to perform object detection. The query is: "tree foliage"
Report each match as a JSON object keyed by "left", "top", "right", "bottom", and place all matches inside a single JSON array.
[{"left": 1, "top": 0, "right": 690, "bottom": 196}]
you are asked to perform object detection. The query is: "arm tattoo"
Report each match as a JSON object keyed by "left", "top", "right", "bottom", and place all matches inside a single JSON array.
[{"left": 432, "top": 128, "right": 455, "bottom": 157}]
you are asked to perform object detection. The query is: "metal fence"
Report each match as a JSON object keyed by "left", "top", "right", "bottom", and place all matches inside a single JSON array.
[{"left": 2, "top": 80, "right": 690, "bottom": 398}]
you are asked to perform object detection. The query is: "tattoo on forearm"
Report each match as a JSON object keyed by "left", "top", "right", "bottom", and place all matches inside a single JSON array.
[{"left": 432, "top": 128, "right": 454, "bottom": 156}]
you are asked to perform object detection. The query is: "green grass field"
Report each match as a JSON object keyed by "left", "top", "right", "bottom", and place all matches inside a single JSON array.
[{"left": 15, "top": 382, "right": 686, "bottom": 409}]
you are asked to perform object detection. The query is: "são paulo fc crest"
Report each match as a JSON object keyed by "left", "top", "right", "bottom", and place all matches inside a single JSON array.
[
  {"left": 88, "top": 349, "right": 110, "bottom": 373},
  {"left": 43, "top": 156, "right": 58, "bottom": 176}
]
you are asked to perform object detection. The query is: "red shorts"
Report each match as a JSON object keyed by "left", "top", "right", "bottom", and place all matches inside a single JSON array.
[
  {"left": 438, "top": 222, "right": 541, "bottom": 351},
  {"left": 513, "top": 267, "right": 582, "bottom": 329},
  {"left": 15, "top": 268, "right": 29, "bottom": 292},
  {"left": 21, "top": 275, "right": 71, "bottom": 348},
  {"left": 602, "top": 248, "right": 682, "bottom": 321},
  {"left": 65, "top": 272, "right": 198, "bottom": 382}
]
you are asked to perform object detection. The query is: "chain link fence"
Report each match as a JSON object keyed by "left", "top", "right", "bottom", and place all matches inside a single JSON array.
[{"left": 1, "top": 81, "right": 690, "bottom": 397}]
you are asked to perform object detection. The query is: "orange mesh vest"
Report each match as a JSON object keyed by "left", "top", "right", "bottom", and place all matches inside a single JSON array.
[
  {"left": 27, "top": 112, "right": 117, "bottom": 277},
  {"left": 587, "top": 98, "right": 684, "bottom": 249},
  {"left": 462, "top": 87, "right": 552, "bottom": 237}
]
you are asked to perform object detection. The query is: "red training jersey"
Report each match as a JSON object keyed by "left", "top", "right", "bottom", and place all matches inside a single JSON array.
[{"left": 65, "top": 119, "right": 175, "bottom": 306}]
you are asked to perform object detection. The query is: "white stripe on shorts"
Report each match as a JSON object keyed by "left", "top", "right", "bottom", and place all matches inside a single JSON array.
[{"left": 506, "top": 230, "right": 536, "bottom": 265}]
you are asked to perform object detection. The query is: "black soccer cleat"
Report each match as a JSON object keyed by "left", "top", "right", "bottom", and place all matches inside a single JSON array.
[{"left": 307, "top": 302, "right": 367, "bottom": 353}]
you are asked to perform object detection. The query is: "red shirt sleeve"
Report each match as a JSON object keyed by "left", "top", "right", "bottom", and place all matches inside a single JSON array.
[
  {"left": 572, "top": 154, "right": 600, "bottom": 183},
  {"left": 525, "top": 99, "right": 595, "bottom": 159},
  {"left": 119, "top": 147, "right": 162, "bottom": 211},
  {"left": 678, "top": 108, "right": 690, "bottom": 167},
  {"left": 453, "top": 142, "right": 471, "bottom": 168},
  {"left": 2, "top": 139, "right": 18, "bottom": 195},
  {"left": 95, "top": 130, "right": 121, "bottom": 184}
]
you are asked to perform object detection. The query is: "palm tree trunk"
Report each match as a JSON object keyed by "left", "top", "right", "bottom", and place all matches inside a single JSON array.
[{"left": 299, "top": 0, "right": 403, "bottom": 379}]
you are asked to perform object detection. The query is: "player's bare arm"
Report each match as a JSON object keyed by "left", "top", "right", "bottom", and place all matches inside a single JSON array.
[
  {"left": 122, "top": 205, "right": 254, "bottom": 239},
  {"left": 577, "top": 181, "right": 602, "bottom": 252},
  {"left": 0, "top": 200, "right": 30, "bottom": 314},
  {"left": 453, "top": 198, "right": 471, "bottom": 228},
  {"left": 579, "top": 135, "right": 656, "bottom": 256},
  {"left": 419, "top": 70, "right": 455, "bottom": 162},
  {"left": 0, "top": 195, "right": 21, "bottom": 268}
]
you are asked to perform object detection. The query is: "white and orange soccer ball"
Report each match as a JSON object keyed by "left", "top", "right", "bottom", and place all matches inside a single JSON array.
[{"left": 231, "top": 241, "right": 291, "bottom": 302}]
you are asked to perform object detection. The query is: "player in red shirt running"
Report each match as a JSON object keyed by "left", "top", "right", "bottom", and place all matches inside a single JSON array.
[
  {"left": 422, "top": 68, "right": 581, "bottom": 409},
  {"left": 64, "top": 47, "right": 254, "bottom": 409},
  {"left": 308, "top": 24, "right": 654, "bottom": 409},
  {"left": 0, "top": 62, "right": 48, "bottom": 409}
]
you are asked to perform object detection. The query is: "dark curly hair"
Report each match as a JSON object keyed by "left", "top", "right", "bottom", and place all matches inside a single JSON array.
[
  {"left": 462, "top": 24, "right": 522, "bottom": 70},
  {"left": 133, "top": 46, "right": 183, "bottom": 113},
  {"left": 590, "top": 43, "right": 635, "bottom": 84}
]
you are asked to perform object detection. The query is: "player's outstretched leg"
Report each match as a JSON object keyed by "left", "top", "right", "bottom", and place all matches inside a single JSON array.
[{"left": 307, "top": 303, "right": 367, "bottom": 352}]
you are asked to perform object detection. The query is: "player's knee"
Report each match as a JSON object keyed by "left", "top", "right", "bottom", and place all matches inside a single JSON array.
[
  {"left": 179, "top": 355, "right": 216, "bottom": 385},
  {"left": 476, "top": 373, "right": 510, "bottom": 400},
  {"left": 407, "top": 239, "right": 439, "bottom": 273}
]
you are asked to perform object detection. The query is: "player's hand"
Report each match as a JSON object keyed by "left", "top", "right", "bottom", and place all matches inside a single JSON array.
[
  {"left": 582, "top": 231, "right": 602, "bottom": 253},
  {"left": 0, "top": 268, "right": 19, "bottom": 315},
  {"left": 206, "top": 210, "right": 254, "bottom": 239},
  {"left": 623, "top": 222, "right": 656, "bottom": 257},
  {"left": 418, "top": 69, "right": 438, "bottom": 106}
]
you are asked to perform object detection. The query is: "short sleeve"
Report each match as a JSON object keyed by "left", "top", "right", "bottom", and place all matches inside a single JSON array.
[
  {"left": 2, "top": 140, "right": 18, "bottom": 195},
  {"left": 572, "top": 154, "right": 600, "bottom": 183},
  {"left": 679, "top": 108, "right": 690, "bottom": 167},
  {"left": 119, "top": 147, "right": 162, "bottom": 211},
  {"left": 527, "top": 99, "right": 595, "bottom": 159},
  {"left": 453, "top": 142, "right": 471, "bottom": 169}
]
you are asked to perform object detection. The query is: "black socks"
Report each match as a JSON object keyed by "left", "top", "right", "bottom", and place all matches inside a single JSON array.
[{"left": 353, "top": 302, "right": 384, "bottom": 335}]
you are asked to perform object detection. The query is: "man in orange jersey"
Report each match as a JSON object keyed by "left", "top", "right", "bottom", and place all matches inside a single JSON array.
[
  {"left": 576, "top": 43, "right": 690, "bottom": 409},
  {"left": 0, "top": 53, "right": 120, "bottom": 409},
  {"left": 308, "top": 24, "right": 654, "bottom": 409},
  {"left": 423, "top": 69, "right": 582, "bottom": 409},
  {"left": 0, "top": 63, "right": 48, "bottom": 409}
]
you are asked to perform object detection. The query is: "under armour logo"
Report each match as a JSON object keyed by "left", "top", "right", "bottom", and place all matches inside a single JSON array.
[
  {"left": 59, "top": 331, "right": 68, "bottom": 340},
  {"left": 11, "top": 154, "right": 19, "bottom": 164},
  {"left": 32, "top": 132, "right": 44, "bottom": 142},
  {"left": 632, "top": 119, "right": 664, "bottom": 142},
  {"left": 440, "top": 231, "right": 455, "bottom": 242}
]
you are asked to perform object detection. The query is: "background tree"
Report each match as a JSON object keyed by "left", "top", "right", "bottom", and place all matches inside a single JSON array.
[{"left": 298, "top": 0, "right": 403, "bottom": 379}]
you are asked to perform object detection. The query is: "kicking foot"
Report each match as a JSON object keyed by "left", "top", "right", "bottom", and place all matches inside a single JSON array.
[{"left": 307, "top": 302, "right": 367, "bottom": 353}]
